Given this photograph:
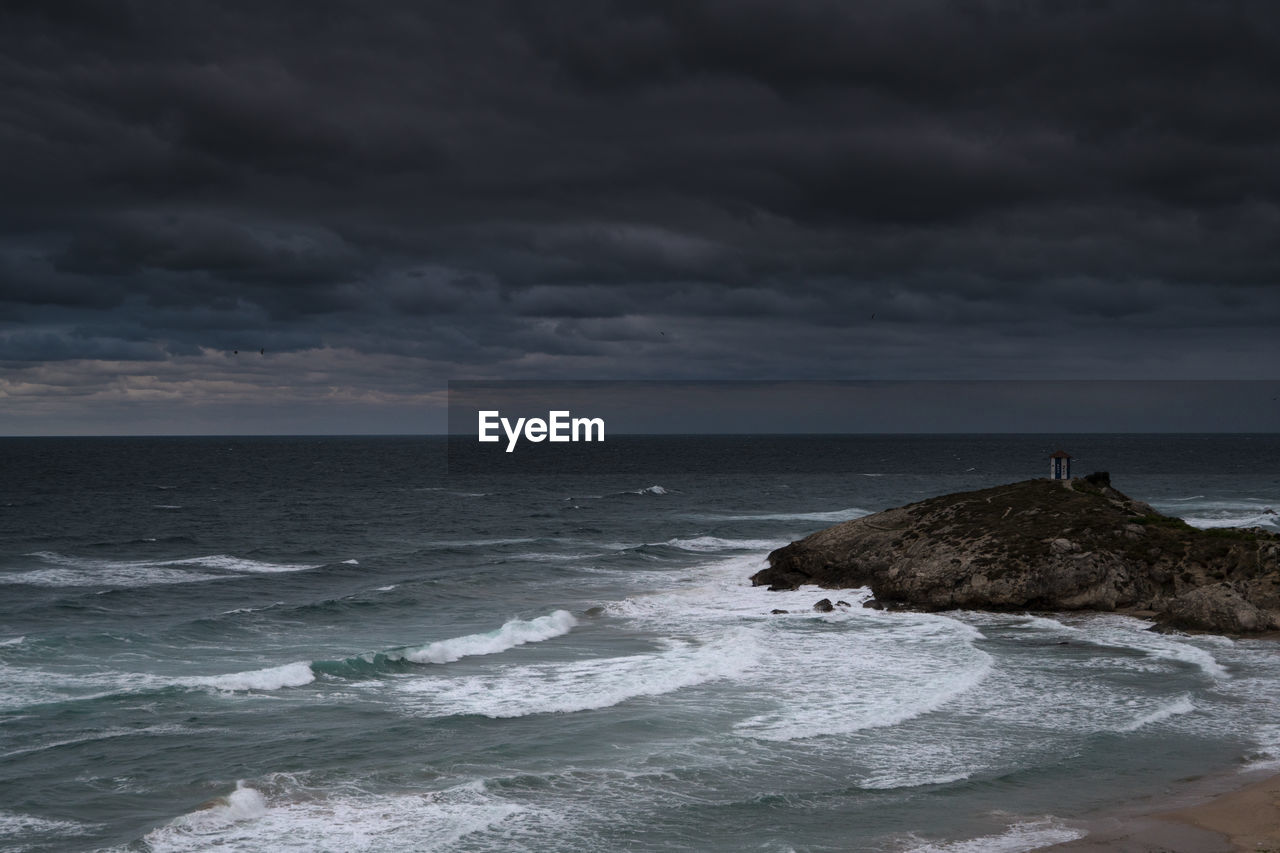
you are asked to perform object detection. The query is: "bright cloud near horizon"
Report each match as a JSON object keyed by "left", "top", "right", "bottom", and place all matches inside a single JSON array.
[{"left": 2, "top": 2, "right": 1279, "bottom": 434}]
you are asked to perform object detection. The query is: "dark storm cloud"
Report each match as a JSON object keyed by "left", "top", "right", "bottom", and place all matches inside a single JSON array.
[{"left": 2, "top": 0, "right": 1279, "bottom": 431}]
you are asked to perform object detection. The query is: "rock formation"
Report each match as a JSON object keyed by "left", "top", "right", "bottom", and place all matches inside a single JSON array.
[{"left": 751, "top": 476, "right": 1280, "bottom": 634}]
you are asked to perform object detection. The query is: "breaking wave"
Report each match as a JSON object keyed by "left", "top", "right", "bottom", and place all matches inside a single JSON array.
[{"left": 397, "top": 611, "right": 578, "bottom": 665}]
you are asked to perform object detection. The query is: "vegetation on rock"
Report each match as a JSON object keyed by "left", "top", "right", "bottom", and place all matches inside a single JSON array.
[{"left": 751, "top": 476, "right": 1280, "bottom": 634}]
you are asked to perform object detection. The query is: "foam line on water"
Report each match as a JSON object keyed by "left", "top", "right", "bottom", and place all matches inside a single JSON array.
[
  {"left": 0, "top": 809, "right": 98, "bottom": 841},
  {"left": 1117, "top": 695, "right": 1195, "bottom": 732},
  {"left": 661, "top": 536, "right": 787, "bottom": 553},
  {"left": 398, "top": 630, "right": 761, "bottom": 718},
  {"left": 857, "top": 770, "right": 973, "bottom": 791},
  {"left": 688, "top": 508, "right": 871, "bottom": 523},
  {"left": 1075, "top": 615, "right": 1228, "bottom": 679},
  {"left": 0, "top": 661, "right": 170, "bottom": 711},
  {"left": 2, "top": 723, "right": 201, "bottom": 759},
  {"left": 164, "top": 555, "right": 322, "bottom": 573},
  {"left": 4, "top": 552, "right": 320, "bottom": 587},
  {"left": 906, "top": 818, "right": 1084, "bottom": 852},
  {"left": 138, "top": 777, "right": 544, "bottom": 853}
]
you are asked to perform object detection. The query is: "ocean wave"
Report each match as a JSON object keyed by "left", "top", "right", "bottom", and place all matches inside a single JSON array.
[
  {"left": 2, "top": 552, "right": 320, "bottom": 587},
  {"left": 1075, "top": 615, "right": 1228, "bottom": 679},
  {"left": 1182, "top": 512, "right": 1279, "bottom": 529},
  {"left": 187, "top": 662, "right": 316, "bottom": 692},
  {"left": 905, "top": 818, "right": 1084, "bottom": 852},
  {"left": 0, "top": 809, "right": 98, "bottom": 842},
  {"left": 857, "top": 770, "right": 973, "bottom": 791},
  {"left": 0, "top": 635, "right": 24, "bottom": 646},
  {"left": 309, "top": 611, "right": 580, "bottom": 680},
  {"left": 1247, "top": 723, "right": 1280, "bottom": 768},
  {"left": 1116, "top": 695, "right": 1195, "bottom": 731},
  {"left": 165, "top": 555, "right": 321, "bottom": 574},
  {"left": 139, "top": 777, "right": 538, "bottom": 853},
  {"left": 398, "top": 631, "right": 760, "bottom": 718},
  {"left": 397, "top": 611, "right": 577, "bottom": 665},
  {"left": 733, "top": 620, "right": 994, "bottom": 742},
  {"left": 689, "top": 508, "right": 871, "bottom": 523},
  {"left": 660, "top": 536, "right": 784, "bottom": 553},
  {"left": 611, "top": 485, "right": 670, "bottom": 496},
  {"left": 2, "top": 723, "right": 200, "bottom": 760},
  {"left": 0, "top": 660, "right": 170, "bottom": 711}
]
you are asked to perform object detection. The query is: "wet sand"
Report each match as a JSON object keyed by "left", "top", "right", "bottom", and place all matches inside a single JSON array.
[{"left": 1044, "top": 771, "right": 1280, "bottom": 852}]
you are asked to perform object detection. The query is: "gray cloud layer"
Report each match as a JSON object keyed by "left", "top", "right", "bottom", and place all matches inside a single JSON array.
[{"left": 2, "top": 1, "right": 1278, "bottom": 432}]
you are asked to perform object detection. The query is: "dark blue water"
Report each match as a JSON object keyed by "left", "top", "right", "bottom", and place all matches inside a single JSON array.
[{"left": 1, "top": 436, "right": 1278, "bottom": 852}]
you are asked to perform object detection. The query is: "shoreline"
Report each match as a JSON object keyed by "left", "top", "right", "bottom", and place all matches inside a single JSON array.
[{"left": 1041, "top": 766, "right": 1280, "bottom": 852}]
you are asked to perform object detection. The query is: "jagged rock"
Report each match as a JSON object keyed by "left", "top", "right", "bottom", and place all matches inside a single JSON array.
[
  {"left": 770, "top": 609, "right": 789, "bottom": 615},
  {"left": 835, "top": 600, "right": 851, "bottom": 608},
  {"left": 813, "top": 598, "right": 834, "bottom": 612},
  {"left": 750, "top": 478, "right": 1280, "bottom": 634},
  {"left": 863, "top": 598, "right": 884, "bottom": 610}
]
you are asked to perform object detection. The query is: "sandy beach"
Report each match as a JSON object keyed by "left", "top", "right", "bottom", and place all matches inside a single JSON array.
[{"left": 1045, "top": 771, "right": 1280, "bottom": 852}]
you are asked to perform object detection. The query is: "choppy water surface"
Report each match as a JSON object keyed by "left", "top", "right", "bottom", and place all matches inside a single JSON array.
[{"left": 2, "top": 435, "right": 1278, "bottom": 852}]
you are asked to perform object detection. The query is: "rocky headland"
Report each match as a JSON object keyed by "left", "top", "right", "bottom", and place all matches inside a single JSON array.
[{"left": 751, "top": 473, "right": 1280, "bottom": 634}]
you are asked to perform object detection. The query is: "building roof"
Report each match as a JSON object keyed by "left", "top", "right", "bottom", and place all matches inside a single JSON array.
[{"left": 1049, "top": 450, "right": 1072, "bottom": 459}]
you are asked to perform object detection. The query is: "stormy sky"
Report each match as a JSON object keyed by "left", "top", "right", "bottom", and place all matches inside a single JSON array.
[{"left": 2, "top": 1, "right": 1279, "bottom": 434}]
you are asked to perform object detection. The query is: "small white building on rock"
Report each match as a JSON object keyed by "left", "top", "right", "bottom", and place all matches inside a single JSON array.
[{"left": 1049, "top": 450, "right": 1072, "bottom": 480}]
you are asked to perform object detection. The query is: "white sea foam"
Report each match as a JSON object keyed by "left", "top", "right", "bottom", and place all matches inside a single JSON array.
[
  {"left": 399, "top": 631, "right": 761, "bottom": 718},
  {"left": 152, "top": 504, "right": 184, "bottom": 510},
  {"left": 166, "top": 555, "right": 321, "bottom": 573},
  {"left": 342, "top": 558, "right": 359, "bottom": 565},
  {"left": 858, "top": 769, "right": 973, "bottom": 790},
  {"left": 1184, "top": 514, "right": 1279, "bottom": 530},
  {"left": 906, "top": 818, "right": 1084, "bottom": 852},
  {"left": 140, "top": 778, "right": 539, "bottom": 853},
  {"left": 0, "top": 660, "right": 169, "bottom": 711},
  {"left": 598, "top": 549, "right": 993, "bottom": 742},
  {"left": 6, "top": 557, "right": 221, "bottom": 588},
  {"left": 689, "top": 508, "right": 870, "bottom": 523},
  {"left": 733, "top": 616, "right": 994, "bottom": 742},
  {"left": 398, "top": 611, "right": 577, "bottom": 665},
  {"left": 1076, "top": 615, "right": 1228, "bottom": 679},
  {"left": 3, "top": 552, "right": 319, "bottom": 587},
  {"left": 0, "top": 635, "right": 24, "bottom": 646},
  {"left": 1248, "top": 724, "right": 1280, "bottom": 768},
  {"left": 0, "top": 809, "right": 97, "bottom": 841},
  {"left": 189, "top": 662, "right": 316, "bottom": 692},
  {"left": 661, "top": 536, "right": 786, "bottom": 552},
  {"left": 634, "top": 485, "right": 668, "bottom": 495},
  {"left": 1117, "top": 695, "right": 1195, "bottom": 731}
]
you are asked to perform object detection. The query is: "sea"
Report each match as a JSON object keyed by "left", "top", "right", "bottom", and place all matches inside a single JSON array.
[{"left": 2, "top": 434, "right": 1279, "bottom": 853}]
